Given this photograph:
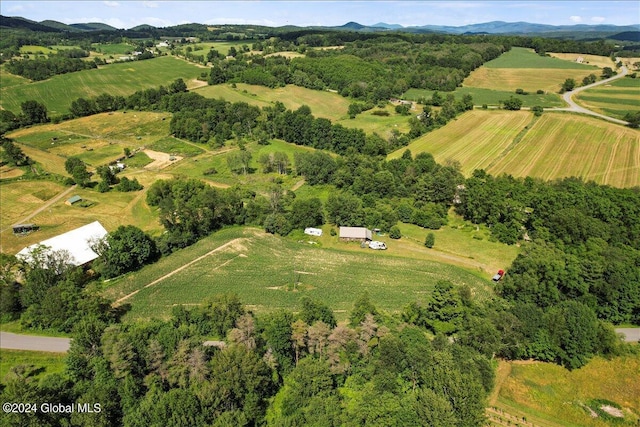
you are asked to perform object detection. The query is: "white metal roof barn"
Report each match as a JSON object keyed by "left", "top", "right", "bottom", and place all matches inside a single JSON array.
[{"left": 16, "top": 221, "right": 108, "bottom": 267}]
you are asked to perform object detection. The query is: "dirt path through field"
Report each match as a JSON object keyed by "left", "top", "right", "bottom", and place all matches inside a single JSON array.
[
  {"left": 113, "top": 238, "right": 244, "bottom": 306},
  {"left": 0, "top": 184, "right": 77, "bottom": 234}
]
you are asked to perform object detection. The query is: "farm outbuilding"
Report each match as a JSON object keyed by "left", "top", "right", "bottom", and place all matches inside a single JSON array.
[
  {"left": 12, "top": 224, "right": 38, "bottom": 235},
  {"left": 16, "top": 221, "right": 108, "bottom": 267},
  {"left": 65, "top": 195, "right": 82, "bottom": 206},
  {"left": 339, "top": 227, "right": 372, "bottom": 242}
]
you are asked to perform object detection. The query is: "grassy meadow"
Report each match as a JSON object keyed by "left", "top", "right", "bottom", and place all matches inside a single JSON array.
[
  {"left": 102, "top": 227, "right": 494, "bottom": 322},
  {"left": 0, "top": 56, "right": 204, "bottom": 115},
  {"left": 195, "top": 83, "right": 352, "bottom": 121},
  {"left": 405, "top": 87, "right": 564, "bottom": 108},
  {"left": 574, "top": 77, "right": 640, "bottom": 120},
  {"left": 464, "top": 47, "right": 601, "bottom": 94},
  {"left": 548, "top": 52, "right": 616, "bottom": 69},
  {"left": 0, "top": 350, "right": 67, "bottom": 385},
  {"left": 389, "top": 109, "right": 640, "bottom": 188},
  {"left": 491, "top": 356, "right": 640, "bottom": 427}
]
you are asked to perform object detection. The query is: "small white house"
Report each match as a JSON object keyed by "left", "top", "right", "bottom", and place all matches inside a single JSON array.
[{"left": 304, "top": 227, "right": 323, "bottom": 237}]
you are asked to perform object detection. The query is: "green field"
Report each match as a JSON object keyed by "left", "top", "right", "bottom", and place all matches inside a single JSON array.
[
  {"left": 485, "top": 47, "right": 600, "bottom": 69},
  {"left": 195, "top": 83, "right": 352, "bottom": 121},
  {"left": 0, "top": 350, "right": 67, "bottom": 385},
  {"left": 464, "top": 47, "right": 601, "bottom": 94},
  {"left": 0, "top": 56, "right": 205, "bottom": 115},
  {"left": 404, "top": 87, "right": 564, "bottom": 108},
  {"left": 389, "top": 110, "right": 640, "bottom": 188},
  {"left": 575, "top": 77, "right": 640, "bottom": 120},
  {"left": 102, "top": 227, "right": 493, "bottom": 322},
  {"left": 491, "top": 356, "right": 640, "bottom": 427},
  {"left": 91, "top": 42, "right": 135, "bottom": 55}
]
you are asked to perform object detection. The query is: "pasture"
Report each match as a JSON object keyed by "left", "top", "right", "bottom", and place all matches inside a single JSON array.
[
  {"left": 0, "top": 56, "right": 204, "bottom": 115},
  {"left": 195, "top": 83, "right": 352, "bottom": 121},
  {"left": 404, "top": 87, "right": 564, "bottom": 108},
  {"left": 389, "top": 110, "right": 640, "bottom": 188},
  {"left": 103, "top": 227, "right": 493, "bottom": 322},
  {"left": 491, "top": 356, "right": 640, "bottom": 427},
  {"left": 464, "top": 47, "right": 601, "bottom": 93},
  {"left": 574, "top": 77, "right": 640, "bottom": 120},
  {"left": 548, "top": 52, "right": 616, "bottom": 69},
  {"left": 388, "top": 110, "right": 532, "bottom": 175}
]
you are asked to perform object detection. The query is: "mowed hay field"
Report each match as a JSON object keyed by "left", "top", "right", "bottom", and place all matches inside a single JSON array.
[
  {"left": 195, "top": 83, "right": 351, "bottom": 121},
  {"left": 492, "top": 356, "right": 640, "bottom": 427},
  {"left": 0, "top": 56, "right": 204, "bottom": 115},
  {"left": 464, "top": 47, "right": 601, "bottom": 93},
  {"left": 389, "top": 110, "right": 640, "bottom": 188},
  {"left": 490, "top": 113, "right": 640, "bottom": 187},
  {"left": 103, "top": 227, "right": 492, "bottom": 322},
  {"left": 575, "top": 77, "right": 640, "bottom": 120},
  {"left": 388, "top": 110, "right": 532, "bottom": 175},
  {"left": 548, "top": 52, "right": 616, "bottom": 69}
]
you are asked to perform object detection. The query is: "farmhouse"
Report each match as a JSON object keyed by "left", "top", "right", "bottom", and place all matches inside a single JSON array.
[
  {"left": 16, "top": 221, "right": 108, "bottom": 267},
  {"left": 339, "top": 226, "right": 372, "bottom": 242},
  {"left": 12, "top": 223, "right": 38, "bottom": 235},
  {"left": 65, "top": 195, "right": 82, "bottom": 206}
]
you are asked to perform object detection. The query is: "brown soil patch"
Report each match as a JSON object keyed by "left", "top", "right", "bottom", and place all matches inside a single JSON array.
[{"left": 143, "top": 149, "right": 183, "bottom": 170}]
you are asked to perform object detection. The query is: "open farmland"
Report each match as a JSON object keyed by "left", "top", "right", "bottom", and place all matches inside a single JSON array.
[
  {"left": 195, "top": 83, "right": 351, "bottom": 121},
  {"left": 548, "top": 52, "right": 616, "bottom": 69},
  {"left": 574, "top": 77, "right": 640, "bottom": 120},
  {"left": 388, "top": 110, "right": 532, "bottom": 175},
  {"left": 404, "top": 86, "right": 564, "bottom": 108},
  {"left": 491, "top": 356, "right": 640, "bottom": 427},
  {"left": 464, "top": 47, "right": 601, "bottom": 93},
  {"left": 103, "top": 227, "right": 492, "bottom": 322},
  {"left": 6, "top": 112, "right": 172, "bottom": 169},
  {"left": 490, "top": 113, "right": 640, "bottom": 187},
  {"left": 389, "top": 110, "right": 640, "bottom": 188},
  {"left": 0, "top": 56, "right": 204, "bottom": 115}
]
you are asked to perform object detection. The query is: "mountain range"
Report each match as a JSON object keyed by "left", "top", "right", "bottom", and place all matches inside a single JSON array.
[{"left": 1, "top": 14, "right": 639, "bottom": 40}]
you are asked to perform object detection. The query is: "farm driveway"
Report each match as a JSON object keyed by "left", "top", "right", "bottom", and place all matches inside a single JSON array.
[
  {"left": 0, "top": 331, "right": 70, "bottom": 353},
  {"left": 616, "top": 328, "right": 640, "bottom": 343},
  {"left": 553, "top": 64, "right": 629, "bottom": 125},
  {"left": 143, "top": 149, "right": 183, "bottom": 170},
  {"left": 0, "top": 184, "right": 77, "bottom": 234}
]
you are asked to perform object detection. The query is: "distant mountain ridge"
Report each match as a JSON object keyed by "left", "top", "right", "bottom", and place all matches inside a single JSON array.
[{"left": 1, "top": 14, "right": 639, "bottom": 36}]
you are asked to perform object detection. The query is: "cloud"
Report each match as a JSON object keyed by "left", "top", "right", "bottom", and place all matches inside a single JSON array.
[
  {"left": 103, "top": 1, "right": 119, "bottom": 7},
  {"left": 143, "top": 1, "right": 159, "bottom": 8},
  {"left": 569, "top": 15, "right": 582, "bottom": 23},
  {"left": 591, "top": 16, "right": 606, "bottom": 23},
  {"left": 7, "top": 4, "right": 26, "bottom": 13}
]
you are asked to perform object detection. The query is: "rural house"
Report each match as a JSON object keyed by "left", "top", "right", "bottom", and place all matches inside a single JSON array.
[
  {"left": 16, "top": 221, "right": 108, "bottom": 267},
  {"left": 339, "top": 226, "right": 372, "bottom": 242}
]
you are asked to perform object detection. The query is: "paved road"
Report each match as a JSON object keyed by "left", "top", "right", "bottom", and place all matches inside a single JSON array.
[
  {"left": 0, "top": 331, "right": 71, "bottom": 353},
  {"left": 551, "top": 63, "right": 630, "bottom": 125},
  {"left": 616, "top": 328, "right": 640, "bottom": 343},
  {"left": 0, "top": 327, "right": 637, "bottom": 353}
]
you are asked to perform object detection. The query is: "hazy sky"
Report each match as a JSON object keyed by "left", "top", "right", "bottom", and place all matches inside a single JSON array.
[{"left": 2, "top": 1, "right": 638, "bottom": 29}]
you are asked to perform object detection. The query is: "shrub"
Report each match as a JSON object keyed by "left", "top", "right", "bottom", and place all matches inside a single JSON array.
[
  {"left": 425, "top": 233, "right": 435, "bottom": 248},
  {"left": 536, "top": 89, "right": 544, "bottom": 94},
  {"left": 372, "top": 110, "right": 390, "bottom": 116},
  {"left": 389, "top": 225, "right": 401, "bottom": 239}
]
